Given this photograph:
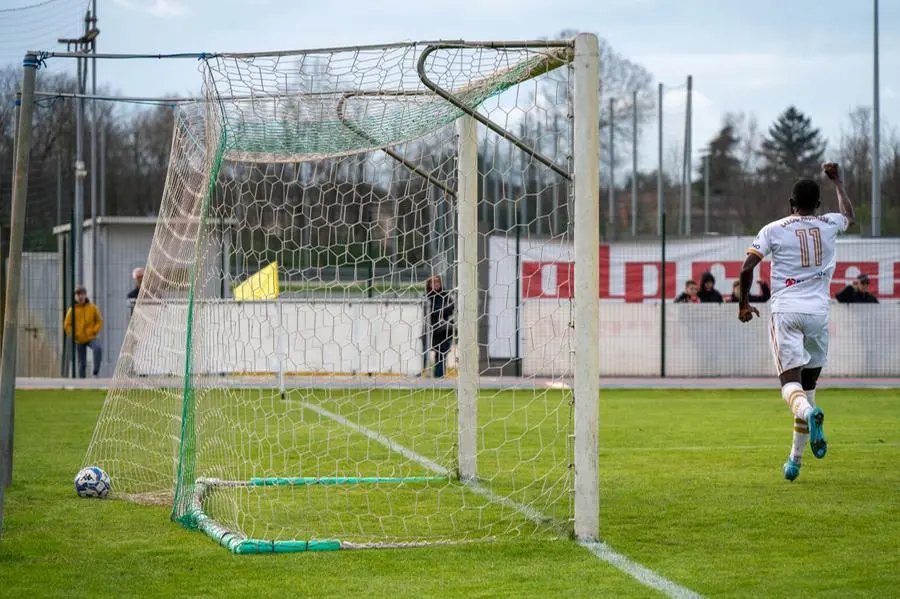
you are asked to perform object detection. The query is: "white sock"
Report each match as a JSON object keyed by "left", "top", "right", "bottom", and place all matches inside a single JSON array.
[
  {"left": 789, "top": 389, "right": 815, "bottom": 465},
  {"left": 790, "top": 416, "right": 809, "bottom": 464},
  {"left": 806, "top": 389, "right": 817, "bottom": 407},
  {"left": 781, "top": 382, "right": 813, "bottom": 420}
]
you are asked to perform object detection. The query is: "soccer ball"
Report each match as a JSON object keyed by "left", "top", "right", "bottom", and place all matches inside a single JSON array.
[{"left": 74, "top": 466, "right": 110, "bottom": 498}]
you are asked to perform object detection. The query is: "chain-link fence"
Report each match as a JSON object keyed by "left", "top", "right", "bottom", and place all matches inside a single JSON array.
[{"left": 6, "top": 61, "right": 899, "bottom": 380}]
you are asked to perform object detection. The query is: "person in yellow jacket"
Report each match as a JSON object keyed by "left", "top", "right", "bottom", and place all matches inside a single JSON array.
[{"left": 63, "top": 285, "right": 103, "bottom": 377}]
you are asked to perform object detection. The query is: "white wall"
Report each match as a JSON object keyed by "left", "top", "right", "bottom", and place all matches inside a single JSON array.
[
  {"left": 522, "top": 301, "right": 899, "bottom": 378},
  {"left": 490, "top": 235, "right": 900, "bottom": 359},
  {"left": 130, "top": 299, "right": 425, "bottom": 377}
]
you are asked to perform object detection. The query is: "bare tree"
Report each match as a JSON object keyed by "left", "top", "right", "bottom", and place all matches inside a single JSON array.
[
  {"left": 540, "top": 29, "right": 654, "bottom": 168},
  {"left": 838, "top": 106, "right": 873, "bottom": 224}
]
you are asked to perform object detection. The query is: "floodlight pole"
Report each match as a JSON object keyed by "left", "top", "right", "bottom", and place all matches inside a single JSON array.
[
  {"left": 608, "top": 97, "right": 615, "bottom": 239},
  {"left": 704, "top": 154, "right": 710, "bottom": 234},
  {"left": 657, "top": 83, "right": 664, "bottom": 236},
  {"left": 0, "top": 52, "right": 39, "bottom": 539},
  {"left": 683, "top": 75, "right": 693, "bottom": 237},
  {"left": 631, "top": 90, "right": 638, "bottom": 237},
  {"left": 872, "top": 0, "right": 881, "bottom": 237}
]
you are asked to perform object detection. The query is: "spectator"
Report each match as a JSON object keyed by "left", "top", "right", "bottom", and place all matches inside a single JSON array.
[
  {"left": 729, "top": 280, "right": 771, "bottom": 303},
  {"left": 425, "top": 275, "right": 455, "bottom": 378},
  {"left": 835, "top": 273, "right": 879, "bottom": 304},
  {"left": 674, "top": 280, "right": 700, "bottom": 304},
  {"left": 127, "top": 267, "right": 144, "bottom": 314},
  {"left": 697, "top": 271, "right": 724, "bottom": 303},
  {"left": 63, "top": 285, "right": 103, "bottom": 378}
]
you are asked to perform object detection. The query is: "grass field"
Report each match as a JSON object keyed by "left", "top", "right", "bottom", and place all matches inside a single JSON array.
[{"left": 1, "top": 387, "right": 898, "bottom": 598}]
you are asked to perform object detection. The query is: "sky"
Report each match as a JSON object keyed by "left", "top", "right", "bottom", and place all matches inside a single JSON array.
[{"left": 1, "top": 0, "right": 898, "bottom": 173}]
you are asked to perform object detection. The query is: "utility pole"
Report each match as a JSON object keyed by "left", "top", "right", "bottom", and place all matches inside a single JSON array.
[
  {"left": 58, "top": 10, "right": 99, "bottom": 290},
  {"left": 90, "top": 1, "right": 99, "bottom": 300},
  {"left": 59, "top": 11, "right": 99, "bottom": 380}
]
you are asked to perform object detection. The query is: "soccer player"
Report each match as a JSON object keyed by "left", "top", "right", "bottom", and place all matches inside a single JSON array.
[{"left": 736, "top": 162, "right": 855, "bottom": 482}]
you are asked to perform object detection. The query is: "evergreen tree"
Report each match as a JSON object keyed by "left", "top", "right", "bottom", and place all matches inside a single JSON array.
[
  {"left": 704, "top": 123, "right": 742, "bottom": 195},
  {"left": 760, "top": 106, "right": 827, "bottom": 178}
]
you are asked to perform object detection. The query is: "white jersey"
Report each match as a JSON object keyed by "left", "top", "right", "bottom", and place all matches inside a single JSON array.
[{"left": 748, "top": 212, "right": 849, "bottom": 314}]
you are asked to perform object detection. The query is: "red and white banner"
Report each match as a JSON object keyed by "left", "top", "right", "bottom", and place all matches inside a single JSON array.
[{"left": 488, "top": 235, "right": 900, "bottom": 358}]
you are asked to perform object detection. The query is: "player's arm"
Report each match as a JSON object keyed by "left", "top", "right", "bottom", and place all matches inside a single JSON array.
[
  {"left": 738, "top": 253, "right": 762, "bottom": 322},
  {"left": 823, "top": 162, "right": 855, "bottom": 227}
]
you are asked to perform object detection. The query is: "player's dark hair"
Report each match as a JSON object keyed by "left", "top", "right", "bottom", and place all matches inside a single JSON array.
[{"left": 789, "top": 178, "right": 821, "bottom": 213}]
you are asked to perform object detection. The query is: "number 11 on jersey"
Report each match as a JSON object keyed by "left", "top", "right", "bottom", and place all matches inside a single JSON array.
[{"left": 795, "top": 228, "right": 822, "bottom": 268}]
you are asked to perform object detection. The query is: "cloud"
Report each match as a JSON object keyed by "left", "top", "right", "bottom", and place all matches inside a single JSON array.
[
  {"left": 662, "top": 88, "right": 713, "bottom": 113},
  {"left": 635, "top": 52, "right": 792, "bottom": 91},
  {"left": 112, "top": 0, "right": 187, "bottom": 17}
]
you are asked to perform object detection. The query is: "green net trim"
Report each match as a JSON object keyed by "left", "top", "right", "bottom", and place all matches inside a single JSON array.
[{"left": 215, "top": 49, "right": 572, "bottom": 159}]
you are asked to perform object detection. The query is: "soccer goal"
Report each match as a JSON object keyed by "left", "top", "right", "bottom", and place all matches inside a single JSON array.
[{"left": 59, "top": 35, "right": 601, "bottom": 552}]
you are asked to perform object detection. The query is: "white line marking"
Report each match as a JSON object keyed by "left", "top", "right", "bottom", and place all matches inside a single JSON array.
[
  {"left": 581, "top": 541, "right": 704, "bottom": 599},
  {"left": 296, "top": 400, "right": 450, "bottom": 476},
  {"left": 294, "top": 399, "right": 703, "bottom": 599}
]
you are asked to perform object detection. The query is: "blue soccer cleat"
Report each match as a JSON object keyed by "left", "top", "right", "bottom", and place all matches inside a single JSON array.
[
  {"left": 807, "top": 407, "right": 827, "bottom": 459},
  {"left": 783, "top": 459, "right": 801, "bottom": 482}
]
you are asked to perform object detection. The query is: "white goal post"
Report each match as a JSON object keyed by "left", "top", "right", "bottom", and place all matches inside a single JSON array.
[{"left": 18, "top": 34, "right": 603, "bottom": 552}]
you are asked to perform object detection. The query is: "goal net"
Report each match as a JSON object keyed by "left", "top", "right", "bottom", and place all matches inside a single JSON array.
[{"left": 82, "top": 36, "right": 600, "bottom": 553}]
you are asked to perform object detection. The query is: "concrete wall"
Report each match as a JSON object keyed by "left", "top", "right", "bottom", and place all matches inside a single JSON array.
[{"left": 128, "top": 299, "right": 425, "bottom": 377}]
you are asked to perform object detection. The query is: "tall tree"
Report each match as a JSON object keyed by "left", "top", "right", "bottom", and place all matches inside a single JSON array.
[
  {"left": 759, "top": 106, "right": 826, "bottom": 178},
  {"left": 879, "top": 131, "right": 900, "bottom": 234},
  {"left": 705, "top": 121, "right": 742, "bottom": 194},
  {"left": 837, "top": 106, "right": 872, "bottom": 231}
]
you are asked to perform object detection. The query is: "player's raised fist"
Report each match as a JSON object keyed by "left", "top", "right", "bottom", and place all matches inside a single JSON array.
[{"left": 823, "top": 162, "right": 840, "bottom": 182}]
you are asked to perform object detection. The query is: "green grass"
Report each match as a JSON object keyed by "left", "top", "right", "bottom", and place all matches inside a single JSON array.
[{"left": 2, "top": 388, "right": 899, "bottom": 598}]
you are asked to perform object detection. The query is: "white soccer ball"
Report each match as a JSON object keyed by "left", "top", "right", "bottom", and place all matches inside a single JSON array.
[{"left": 74, "top": 466, "right": 110, "bottom": 498}]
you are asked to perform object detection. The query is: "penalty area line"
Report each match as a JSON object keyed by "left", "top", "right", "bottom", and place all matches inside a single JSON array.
[{"left": 291, "top": 398, "right": 703, "bottom": 599}]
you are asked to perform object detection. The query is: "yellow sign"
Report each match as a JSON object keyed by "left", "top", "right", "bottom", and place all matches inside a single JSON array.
[{"left": 233, "top": 262, "right": 280, "bottom": 301}]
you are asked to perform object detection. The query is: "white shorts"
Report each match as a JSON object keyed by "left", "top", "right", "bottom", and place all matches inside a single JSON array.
[{"left": 769, "top": 312, "right": 829, "bottom": 375}]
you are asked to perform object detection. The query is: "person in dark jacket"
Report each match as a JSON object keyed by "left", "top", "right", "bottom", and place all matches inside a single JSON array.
[
  {"left": 835, "top": 273, "right": 879, "bottom": 304},
  {"left": 425, "top": 275, "right": 455, "bottom": 378},
  {"left": 674, "top": 280, "right": 700, "bottom": 304},
  {"left": 729, "top": 279, "right": 771, "bottom": 303},
  {"left": 127, "top": 267, "right": 144, "bottom": 315},
  {"left": 698, "top": 271, "right": 724, "bottom": 303}
]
